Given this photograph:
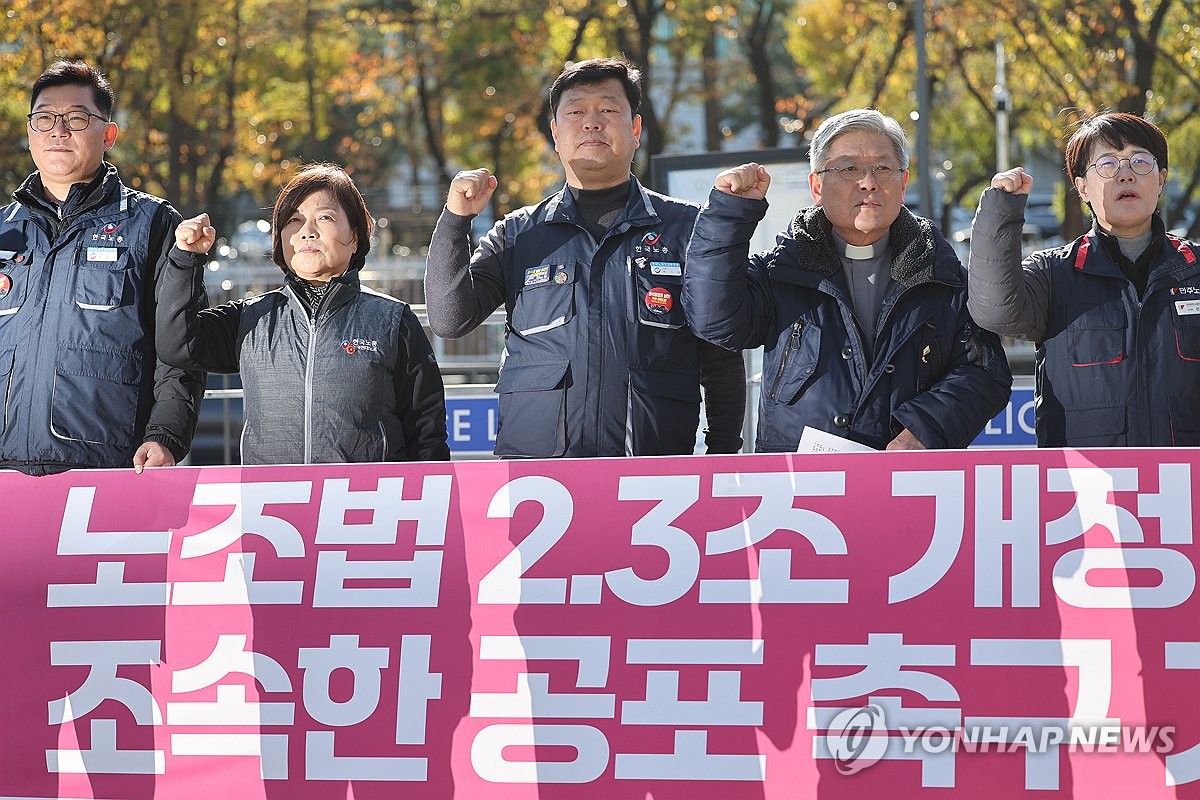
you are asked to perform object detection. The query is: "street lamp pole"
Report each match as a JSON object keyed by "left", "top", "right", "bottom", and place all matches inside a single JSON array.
[
  {"left": 914, "top": 0, "right": 934, "bottom": 220},
  {"left": 994, "top": 40, "right": 1011, "bottom": 172}
]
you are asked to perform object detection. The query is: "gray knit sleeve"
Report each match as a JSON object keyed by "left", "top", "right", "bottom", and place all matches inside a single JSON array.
[{"left": 424, "top": 208, "right": 507, "bottom": 339}]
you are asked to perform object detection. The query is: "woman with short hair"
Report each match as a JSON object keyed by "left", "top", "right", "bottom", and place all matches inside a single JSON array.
[
  {"left": 967, "top": 112, "right": 1200, "bottom": 447},
  {"left": 159, "top": 162, "right": 450, "bottom": 463}
]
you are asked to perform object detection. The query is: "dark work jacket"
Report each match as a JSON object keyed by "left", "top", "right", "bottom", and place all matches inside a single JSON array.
[
  {"left": 1034, "top": 229, "right": 1200, "bottom": 446},
  {"left": 157, "top": 265, "right": 450, "bottom": 465},
  {"left": 484, "top": 181, "right": 725, "bottom": 457},
  {"left": 684, "top": 190, "right": 1012, "bottom": 451},
  {"left": 0, "top": 164, "right": 204, "bottom": 474}
]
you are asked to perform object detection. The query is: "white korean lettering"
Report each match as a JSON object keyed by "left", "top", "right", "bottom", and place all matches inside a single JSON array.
[
  {"left": 974, "top": 464, "right": 1041, "bottom": 608},
  {"left": 470, "top": 635, "right": 614, "bottom": 719},
  {"left": 1047, "top": 466, "right": 1195, "bottom": 608},
  {"left": 700, "top": 472, "right": 848, "bottom": 604},
  {"left": 299, "top": 634, "right": 388, "bottom": 726},
  {"left": 968, "top": 638, "right": 1115, "bottom": 791},
  {"left": 57, "top": 486, "right": 172, "bottom": 555},
  {"left": 166, "top": 634, "right": 293, "bottom": 779},
  {"left": 313, "top": 549, "right": 443, "bottom": 608},
  {"left": 48, "top": 561, "right": 169, "bottom": 607},
  {"left": 182, "top": 481, "right": 311, "bottom": 558},
  {"left": 812, "top": 633, "right": 957, "bottom": 702},
  {"left": 471, "top": 723, "right": 608, "bottom": 783},
  {"left": 47, "top": 640, "right": 164, "bottom": 777},
  {"left": 888, "top": 471, "right": 965, "bottom": 603},
  {"left": 315, "top": 475, "right": 452, "bottom": 546}
]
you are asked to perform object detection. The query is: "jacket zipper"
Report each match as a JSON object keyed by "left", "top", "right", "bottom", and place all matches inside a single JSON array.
[
  {"left": 304, "top": 312, "right": 316, "bottom": 464},
  {"left": 770, "top": 320, "right": 804, "bottom": 398},
  {"left": 1131, "top": 287, "right": 1145, "bottom": 444}
]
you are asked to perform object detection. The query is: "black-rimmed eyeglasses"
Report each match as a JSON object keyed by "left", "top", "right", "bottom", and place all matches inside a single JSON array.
[{"left": 27, "top": 111, "right": 109, "bottom": 133}]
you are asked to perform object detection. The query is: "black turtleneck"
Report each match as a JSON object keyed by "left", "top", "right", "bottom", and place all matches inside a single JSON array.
[{"left": 569, "top": 179, "right": 631, "bottom": 241}]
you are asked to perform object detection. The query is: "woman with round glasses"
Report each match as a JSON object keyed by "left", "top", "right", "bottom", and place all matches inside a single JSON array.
[{"left": 967, "top": 111, "right": 1200, "bottom": 446}]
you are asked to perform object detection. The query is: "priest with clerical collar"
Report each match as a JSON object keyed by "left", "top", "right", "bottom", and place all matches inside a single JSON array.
[
  {"left": 682, "top": 107, "right": 1012, "bottom": 453},
  {"left": 833, "top": 227, "right": 892, "bottom": 353}
]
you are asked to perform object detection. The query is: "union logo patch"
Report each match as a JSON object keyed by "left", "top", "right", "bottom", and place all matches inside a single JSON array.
[{"left": 524, "top": 265, "right": 551, "bottom": 286}]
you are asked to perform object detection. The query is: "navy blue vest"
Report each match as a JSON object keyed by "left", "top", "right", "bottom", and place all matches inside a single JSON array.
[{"left": 0, "top": 182, "right": 165, "bottom": 469}]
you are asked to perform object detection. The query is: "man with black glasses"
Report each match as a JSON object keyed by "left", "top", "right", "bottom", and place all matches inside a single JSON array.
[
  {"left": 684, "top": 108, "right": 1011, "bottom": 451},
  {"left": 0, "top": 60, "right": 207, "bottom": 474}
]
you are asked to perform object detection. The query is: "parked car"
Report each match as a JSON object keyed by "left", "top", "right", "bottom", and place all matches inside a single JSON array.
[
  {"left": 1023, "top": 197, "right": 1062, "bottom": 238},
  {"left": 230, "top": 219, "right": 272, "bottom": 260},
  {"left": 951, "top": 223, "right": 1047, "bottom": 263}
]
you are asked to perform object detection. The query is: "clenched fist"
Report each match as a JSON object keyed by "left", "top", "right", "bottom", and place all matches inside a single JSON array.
[
  {"left": 714, "top": 162, "right": 771, "bottom": 201},
  {"left": 990, "top": 167, "right": 1033, "bottom": 195},
  {"left": 447, "top": 169, "right": 498, "bottom": 217},
  {"left": 175, "top": 213, "right": 216, "bottom": 254}
]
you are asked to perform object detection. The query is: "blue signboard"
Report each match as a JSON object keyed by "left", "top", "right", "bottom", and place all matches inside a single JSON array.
[
  {"left": 447, "top": 386, "right": 1038, "bottom": 454},
  {"left": 446, "top": 396, "right": 498, "bottom": 453},
  {"left": 972, "top": 386, "right": 1036, "bottom": 447}
]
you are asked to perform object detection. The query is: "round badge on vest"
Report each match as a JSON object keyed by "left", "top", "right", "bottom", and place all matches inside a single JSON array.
[
  {"left": 0, "top": 273, "right": 11, "bottom": 300},
  {"left": 645, "top": 287, "right": 673, "bottom": 313}
]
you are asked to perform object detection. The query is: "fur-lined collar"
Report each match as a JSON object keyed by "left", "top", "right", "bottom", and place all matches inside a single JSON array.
[{"left": 776, "top": 205, "right": 941, "bottom": 289}]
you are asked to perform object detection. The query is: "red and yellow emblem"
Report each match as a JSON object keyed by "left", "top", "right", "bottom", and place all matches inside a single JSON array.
[{"left": 645, "top": 287, "right": 673, "bottom": 313}]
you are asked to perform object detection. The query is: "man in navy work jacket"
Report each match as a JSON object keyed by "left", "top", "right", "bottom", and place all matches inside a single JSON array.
[
  {"left": 425, "top": 57, "right": 744, "bottom": 458},
  {"left": 0, "top": 61, "right": 206, "bottom": 475},
  {"left": 684, "top": 108, "right": 1011, "bottom": 451}
]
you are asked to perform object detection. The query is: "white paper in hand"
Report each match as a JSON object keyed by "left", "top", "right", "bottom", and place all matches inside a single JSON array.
[{"left": 797, "top": 426, "right": 875, "bottom": 454}]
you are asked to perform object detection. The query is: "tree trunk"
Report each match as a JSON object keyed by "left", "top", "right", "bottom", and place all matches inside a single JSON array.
[
  {"left": 204, "top": 0, "right": 241, "bottom": 233},
  {"left": 745, "top": 1, "right": 779, "bottom": 147},
  {"left": 303, "top": 0, "right": 319, "bottom": 159},
  {"left": 702, "top": 26, "right": 722, "bottom": 152}
]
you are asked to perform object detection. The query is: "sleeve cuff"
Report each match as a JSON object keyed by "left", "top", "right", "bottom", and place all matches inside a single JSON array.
[
  {"left": 703, "top": 431, "right": 744, "bottom": 454},
  {"left": 168, "top": 246, "right": 209, "bottom": 270},
  {"left": 144, "top": 434, "right": 188, "bottom": 462}
]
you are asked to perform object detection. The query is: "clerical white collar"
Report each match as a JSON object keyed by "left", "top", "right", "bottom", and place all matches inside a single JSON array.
[
  {"left": 844, "top": 242, "right": 876, "bottom": 260},
  {"left": 832, "top": 230, "right": 890, "bottom": 261}
]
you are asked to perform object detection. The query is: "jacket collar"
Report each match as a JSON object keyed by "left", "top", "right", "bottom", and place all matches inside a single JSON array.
[
  {"left": 778, "top": 205, "right": 949, "bottom": 289},
  {"left": 1073, "top": 214, "right": 1198, "bottom": 295},
  {"left": 284, "top": 269, "right": 361, "bottom": 319},
  {"left": 544, "top": 174, "right": 659, "bottom": 230},
  {"left": 14, "top": 162, "right": 120, "bottom": 222},
  {"left": 1075, "top": 213, "right": 1192, "bottom": 275},
  {"left": 1089, "top": 212, "right": 1165, "bottom": 268}
]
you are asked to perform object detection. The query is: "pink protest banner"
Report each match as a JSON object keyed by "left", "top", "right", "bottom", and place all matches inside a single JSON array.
[{"left": 0, "top": 449, "right": 1196, "bottom": 799}]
